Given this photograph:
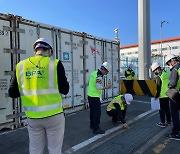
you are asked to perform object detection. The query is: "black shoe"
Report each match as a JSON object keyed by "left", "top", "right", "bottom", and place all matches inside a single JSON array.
[
  {"left": 156, "top": 122, "right": 168, "bottom": 128},
  {"left": 166, "top": 134, "right": 180, "bottom": 140},
  {"left": 166, "top": 122, "right": 171, "bottom": 125},
  {"left": 93, "top": 129, "right": 105, "bottom": 134}
]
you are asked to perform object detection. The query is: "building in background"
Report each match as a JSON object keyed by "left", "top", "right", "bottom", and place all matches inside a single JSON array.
[{"left": 120, "top": 37, "right": 180, "bottom": 78}]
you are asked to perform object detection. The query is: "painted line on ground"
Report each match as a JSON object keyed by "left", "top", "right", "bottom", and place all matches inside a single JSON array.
[
  {"left": 133, "top": 100, "right": 150, "bottom": 104},
  {"left": 64, "top": 109, "right": 157, "bottom": 154}
]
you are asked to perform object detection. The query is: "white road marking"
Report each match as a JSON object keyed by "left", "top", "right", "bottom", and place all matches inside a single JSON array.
[{"left": 64, "top": 109, "right": 156, "bottom": 154}]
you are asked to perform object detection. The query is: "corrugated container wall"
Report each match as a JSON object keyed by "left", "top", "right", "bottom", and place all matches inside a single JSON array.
[{"left": 0, "top": 13, "right": 120, "bottom": 129}]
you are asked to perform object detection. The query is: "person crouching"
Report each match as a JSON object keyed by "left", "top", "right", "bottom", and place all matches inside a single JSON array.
[{"left": 106, "top": 93, "right": 133, "bottom": 129}]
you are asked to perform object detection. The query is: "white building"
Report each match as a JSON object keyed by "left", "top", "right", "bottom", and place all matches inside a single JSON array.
[
  {"left": 119, "top": 37, "right": 180, "bottom": 77},
  {"left": 120, "top": 37, "right": 180, "bottom": 58}
]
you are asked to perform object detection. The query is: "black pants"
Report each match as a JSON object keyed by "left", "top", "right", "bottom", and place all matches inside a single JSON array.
[
  {"left": 124, "top": 80, "right": 134, "bottom": 95},
  {"left": 159, "top": 97, "right": 171, "bottom": 123},
  {"left": 88, "top": 96, "right": 101, "bottom": 131},
  {"left": 170, "top": 99, "right": 180, "bottom": 135},
  {"left": 107, "top": 105, "right": 126, "bottom": 124}
]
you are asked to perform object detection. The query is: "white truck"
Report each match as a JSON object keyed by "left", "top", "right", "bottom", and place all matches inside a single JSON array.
[{"left": 0, "top": 13, "right": 120, "bottom": 129}]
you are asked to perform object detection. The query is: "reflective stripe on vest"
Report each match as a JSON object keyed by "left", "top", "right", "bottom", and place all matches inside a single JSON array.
[
  {"left": 126, "top": 70, "right": 133, "bottom": 79},
  {"left": 159, "top": 71, "right": 170, "bottom": 98},
  {"left": 16, "top": 56, "right": 63, "bottom": 118},
  {"left": 24, "top": 102, "right": 62, "bottom": 112},
  {"left": 108, "top": 95, "right": 125, "bottom": 111}
]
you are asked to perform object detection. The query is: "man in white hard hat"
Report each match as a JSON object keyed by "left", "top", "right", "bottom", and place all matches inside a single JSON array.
[
  {"left": 151, "top": 62, "right": 171, "bottom": 128},
  {"left": 88, "top": 62, "right": 112, "bottom": 134},
  {"left": 164, "top": 54, "right": 180, "bottom": 140},
  {"left": 106, "top": 93, "right": 133, "bottom": 129},
  {"left": 9, "top": 38, "right": 69, "bottom": 153}
]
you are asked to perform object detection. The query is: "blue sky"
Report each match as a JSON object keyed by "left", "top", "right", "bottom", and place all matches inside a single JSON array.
[{"left": 0, "top": 0, "right": 179, "bottom": 45}]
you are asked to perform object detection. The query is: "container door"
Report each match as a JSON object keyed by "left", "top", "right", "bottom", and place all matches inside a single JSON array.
[
  {"left": 112, "top": 43, "right": 120, "bottom": 97},
  {"left": 60, "top": 32, "right": 73, "bottom": 108},
  {"left": 0, "top": 19, "right": 13, "bottom": 126}
]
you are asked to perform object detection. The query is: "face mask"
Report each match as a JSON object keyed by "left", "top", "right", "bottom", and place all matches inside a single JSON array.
[{"left": 154, "top": 72, "right": 159, "bottom": 75}]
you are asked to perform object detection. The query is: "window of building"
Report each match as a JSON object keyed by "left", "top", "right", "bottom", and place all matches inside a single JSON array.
[
  {"left": 172, "top": 46, "right": 178, "bottom": 49},
  {"left": 162, "top": 48, "right": 167, "bottom": 51},
  {"left": 152, "top": 49, "right": 157, "bottom": 52}
]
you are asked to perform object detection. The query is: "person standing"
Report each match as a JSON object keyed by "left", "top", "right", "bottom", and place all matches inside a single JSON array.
[
  {"left": 106, "top": 93, "right": 133, "bottom": 129},
  {"left": 124, "top": 65, "right": 135, "bottom": 95},
  {"left": 165, "top": 54, "right": 180, "bottom": 140},
  {"left": 8, "top": 38, "right": 69, "bottom": 154},
  {"left": 88, "top": 62, "right": 112, "bottom": 134},
  {"left": 151, "top": 62, "right": 171, "bottom": 127},
  {"left": 125, "top": 65, "right": 135, "bottom": 80}
]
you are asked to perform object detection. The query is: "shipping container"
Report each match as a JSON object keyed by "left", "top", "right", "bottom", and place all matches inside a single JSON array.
[{"left": 0, "top": 13, "right": 120, "bottom": 129}]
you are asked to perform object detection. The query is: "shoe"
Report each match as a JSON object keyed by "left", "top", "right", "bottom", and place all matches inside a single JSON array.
[
  {"left": 93, "top": 129, "right": 105, "bottom": 134},
  {"left": 156, "top": 122, "right": 168, "bottom": 128},
  {"left": 166, "top": 122, "right": 171, "bottom": 125},
  {"left": 166, "top": 134, "right": 180, "bottom": 140}
]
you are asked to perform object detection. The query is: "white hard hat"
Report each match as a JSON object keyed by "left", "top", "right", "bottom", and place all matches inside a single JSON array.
[
  {"left": 165, "top": 54, "right": 178, "bottom": 65},
  {"left": 124, "top": 93, "right": 133, "bottom": 105},
  {"left": 151, "top": 62, "right": 160, "bottom": 72},
  {"left": 102, "top": 62, "right": 111, "bottom": 72},
  {"left": 33, "top": 38, "right": 53, "bottom": 50}
]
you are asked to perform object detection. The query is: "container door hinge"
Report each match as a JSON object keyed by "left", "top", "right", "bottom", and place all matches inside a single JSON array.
[
  {"left": 3, "top": 26, "right": 25, "bottom": 33},
  {"left": 4, "top": 48, "right": 26, "bottom": 54}
]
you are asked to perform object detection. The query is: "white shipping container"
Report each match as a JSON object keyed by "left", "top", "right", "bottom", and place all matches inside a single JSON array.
[{"left": 0, "top": 13, "right": 120, "bottom": 129}]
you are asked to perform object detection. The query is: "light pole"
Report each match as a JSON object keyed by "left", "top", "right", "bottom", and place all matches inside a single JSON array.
[
  {"left": 114, "top": 28, "right": 119, "bottom": 42},
  {"left": 166, "top": 44, "right": 171, "bottom": 54},
  {"left": 160, "top": 20, "right": 168, "bottom": 66}
]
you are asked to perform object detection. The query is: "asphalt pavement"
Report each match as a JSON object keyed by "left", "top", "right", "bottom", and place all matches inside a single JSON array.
[{"left": 0, "top": 96, "right": 179, "bottom": 154}]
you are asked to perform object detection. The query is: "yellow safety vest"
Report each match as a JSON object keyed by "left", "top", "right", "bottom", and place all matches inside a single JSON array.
[
  {"left": 126, "top": 70, "right": 133, "bottom": 80},
  {"left": 159, "top": 71, "right": 170, "bottom": 98},
  {"left": 107, "top": 95, "right": 125, "bottom": 111},
  {"left": 16, "top": 56, "right": 63, "bottom": 118},
  {"left": 88, "top": 71, "right": 102, "bottom": 97},
  {"left": 175, "top": 68, "right": 180, "bottom": 91}
]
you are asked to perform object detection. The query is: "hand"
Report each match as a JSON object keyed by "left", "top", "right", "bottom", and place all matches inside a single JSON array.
[
  {"left": 123, "top": 123, "right": 130, "bottom": 129},
  {"left": 154, "top": 97, "right": 158, "bottom": 100},
  {"left": 105, "top": 84, "right": 112, "bottom": 89}
]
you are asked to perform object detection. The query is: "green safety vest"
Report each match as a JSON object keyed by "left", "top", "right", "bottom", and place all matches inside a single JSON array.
[
  {"left": 175, "top": 68, "right": 180, "bottom": 91},
  {"left": 88, "top": 71, "right": 102, "bottom": 97},
  {"left": 16, "top": 56, "right": 63, "bottom": 118},
  {"left": 126, "top": 70, "right": 133, "bottom": 79},
  {"left": 107, "top": 95, "right": 125, "bottom": 111},
  {"left": 159, "top": 71, "right": 170, "bottom": 98}
]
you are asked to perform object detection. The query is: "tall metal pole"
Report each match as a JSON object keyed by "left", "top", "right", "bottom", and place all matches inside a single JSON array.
[
  {"left": 160, "top": 20, "right": 168, "bottom": 67},
  {"left": 138, "top": 0, "right": 151, "bottom": 80}
]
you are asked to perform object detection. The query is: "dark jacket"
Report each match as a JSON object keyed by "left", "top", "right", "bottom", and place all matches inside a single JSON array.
[{"left": 168, "top": 63, "right": 180, "bottom": 89}]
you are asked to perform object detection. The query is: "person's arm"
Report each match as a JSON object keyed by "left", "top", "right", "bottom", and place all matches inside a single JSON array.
[
  {"left": 131, "top": 70, "right": 135, "bottom": 77},
  {"left": 125, "top": 70, "right": 128, "bottom": 77},
  {"left": 168, "top": 67, "right": 179, "bottom": 89},
  {"left": 113, "top": 103, "right": 126, "bottom": 124},
  {"left": 155, "top": 76, "right": 161, "bottom": 98},
  {"left": 8, "top": 69, "right": 20, "bottom": 98},
  {"left": 57, "top": 60, "right": 69, "bottom": 95},
  {"left": 96, "top": 75, "right": 111, "bottom": 90}
]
